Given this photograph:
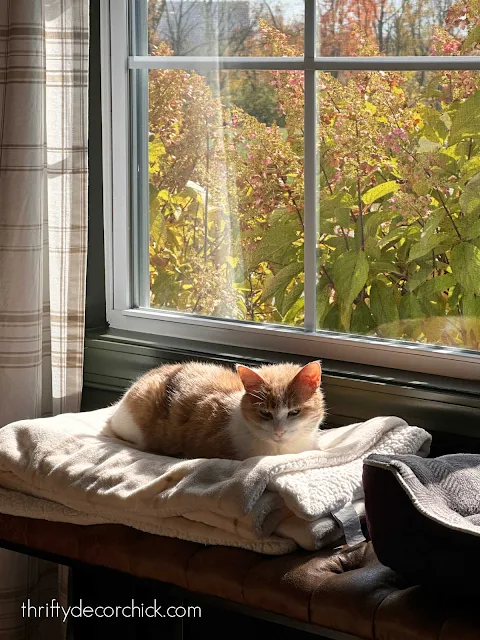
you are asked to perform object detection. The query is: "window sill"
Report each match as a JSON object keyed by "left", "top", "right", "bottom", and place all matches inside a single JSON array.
[{"left": 106, "top": 308, "right": 480, "bottom": 381}]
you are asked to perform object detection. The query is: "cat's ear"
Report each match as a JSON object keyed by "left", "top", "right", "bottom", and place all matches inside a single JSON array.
[
  {"left": 288, "top": 361, "right": 322, "bottom": 400},
  {"left": 236, "top": 365, "right": 266, "bottom": 395}
]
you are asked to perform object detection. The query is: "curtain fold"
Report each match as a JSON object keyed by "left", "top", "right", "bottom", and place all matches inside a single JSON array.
[{"left": 0, "top": 0, "right": 89, "bottom": 637}]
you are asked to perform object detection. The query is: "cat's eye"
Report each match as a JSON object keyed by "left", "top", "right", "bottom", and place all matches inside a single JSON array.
[
  {"left": 288, "top": 409, "right": 301, "bottom": 417},
  {"left": 259, "top": 410, "right": 273, "bottom": 420}
]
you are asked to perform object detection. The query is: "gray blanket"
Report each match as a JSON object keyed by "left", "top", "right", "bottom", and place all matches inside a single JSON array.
[{"left": 366, "top": 453, "right": 480, "bottom": 536}]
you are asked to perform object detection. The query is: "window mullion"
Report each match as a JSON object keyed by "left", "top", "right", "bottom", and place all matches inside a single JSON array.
[
  {"left": 128, "top": 56, "right": 305, "bottom": 70},
  {"left": 131, "top": 69, "right": 151, "bottom": 309},
  {"left": 129, "top": 55, "right": 480, "bottom": 73},
  {"left": 130, "top": 0, "right": 150, "bottom": 309},
  {"left": 303, "top": 0, "right": 317, "bottom": 333},
  {"left": 314, "top": 56, "right": 480, "bottom": 71}
]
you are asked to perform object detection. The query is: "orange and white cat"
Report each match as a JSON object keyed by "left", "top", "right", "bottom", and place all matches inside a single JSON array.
[{"left": 108, "top": 360, "right": 325, "bottom": 460}]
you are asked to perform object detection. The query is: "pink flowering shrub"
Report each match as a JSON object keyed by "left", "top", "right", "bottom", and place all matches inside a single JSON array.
[{"left": 147, "top": 1, "right": 480, "bottom": 348}]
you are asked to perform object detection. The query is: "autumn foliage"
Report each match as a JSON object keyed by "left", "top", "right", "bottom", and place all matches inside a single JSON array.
[{"left": 147, "top": 0, "right": 480, "bottom": 348}]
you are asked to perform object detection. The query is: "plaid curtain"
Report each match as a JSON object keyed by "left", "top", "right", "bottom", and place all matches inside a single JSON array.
[{"left": 0, "top": 0, "right": 89, "bottom": 637}]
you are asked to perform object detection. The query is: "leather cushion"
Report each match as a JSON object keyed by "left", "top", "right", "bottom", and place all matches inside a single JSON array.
[{"left": 0, "top": 512, "right": 479, "bottom": 639}]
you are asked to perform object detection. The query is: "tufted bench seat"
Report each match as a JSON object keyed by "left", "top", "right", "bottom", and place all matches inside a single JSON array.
[{"left": 0, "top": 512, "right": 478, "bottom": 639}]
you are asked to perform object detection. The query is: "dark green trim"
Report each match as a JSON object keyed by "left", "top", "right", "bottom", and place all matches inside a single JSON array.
[{"left": 86, "top": 0, "right": 107, "bottom": 331}]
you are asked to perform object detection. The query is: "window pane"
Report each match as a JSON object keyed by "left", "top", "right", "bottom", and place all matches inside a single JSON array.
[
  {"left": 317, "top": 68, "right": 480, "bottom": 350},
  {"left": 147, "top": 68, "right": 305, "bottom": 324},
  {"left": 317, "top": 0, "right": 480, "bottom": 57},
  {"left": 146, "top": 0, "right": 304, "bottom": 55}
]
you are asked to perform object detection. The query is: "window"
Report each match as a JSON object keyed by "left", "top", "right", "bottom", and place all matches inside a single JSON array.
[{"left": 102, "top": 0, "right": 480, "bottom": 379}]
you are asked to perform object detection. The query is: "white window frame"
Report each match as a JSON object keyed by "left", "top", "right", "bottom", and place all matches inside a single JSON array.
[{"left": 101, "top": 0, "right": 480, "bottom": 380}]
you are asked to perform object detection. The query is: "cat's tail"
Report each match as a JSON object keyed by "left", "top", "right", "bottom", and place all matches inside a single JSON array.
[{"left": 107, "top": 399, "right": 146, "bottom": 448}]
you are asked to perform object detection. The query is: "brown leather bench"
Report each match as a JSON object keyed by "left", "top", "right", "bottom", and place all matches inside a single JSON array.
[{"left": 0, "top": 512, "right": 478, "bottom": 639}]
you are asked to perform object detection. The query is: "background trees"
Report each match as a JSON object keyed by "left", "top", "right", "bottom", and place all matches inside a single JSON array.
[
  {"left": 318, "top": 0, "right": 462, "bottom": 56},
  {"left": 147, "top": 0, "right": 480, "bottom": 348}
]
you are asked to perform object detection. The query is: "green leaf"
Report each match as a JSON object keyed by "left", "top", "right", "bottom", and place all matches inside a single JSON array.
[
  {"left": 361, "top": 181, "right": 400, "bottom": 206},
  {"left": 408, "top": 232, "right": 454, "bottom": 262},
  {"left": 280, "top": 282, "right": 304, "bottom": 316},
  {"left": 449, "top": 283, "right": 462, "bottom": 309},
  {"left": 351, "top": 301, "right": 375, "bottom": 334},
  {"left": 226, "top": 256, "right": 238, "bottom": 268},
  {"left": 423, "top": 210, "right": 446, "bottom": 234},
  {"left": 247, "top": 219, "right": 300, "bottom": 269},
  {"left": 319, "top": 220, "right": 336, "bottom": 236},
  {"left": 150, "top": 205, "right": 166, "bottom": 240},
  {"left": 259, "top": 262, "right": 303, "bottom": 303},
  {"left": 321, "top": 192, "right": 354, "bottom": 218},
  {"left": 378, "top": 225, "right": 417, "bottom": 250},
  {"left": 316, "top": 285, "right": 331, "bottom": 327},
  {"left": 364, "top": 237, "right": 381, "bottom": 260},
  {"left": 156, "top": 188, "right": 170, "bottom": 202},
  {"left": 323, "top": 302, "right": 340, "bottom": 331},
  {"left": 333, "top": 208, "right": 350, "bottom": 228},
  {"left": 460, "top": 176, "right": 480, "bottom": 216},
  {"left": 451, "top": 242, "right": 480, "bottom": 295},
  {"left": 399, "top": 293, "right": 423, "bottom": 320},
  {"left": 151, "top": 269, "right": 178, "bottom": 304},
  {"left": 368, "top": 260, "right": 397, "bottom": 276},
  {"left": 324, "top": 236, "right": 347, "bottom": 251},
  {"left": 369, "top": 281, "right": 399, "bottom": 327},
  {"left": 363, "top": 210, "right": 394, "bottom": 238},
  {"left": 166, "top": 227, "right": 181, "bottom": 250},
  {"left": 333, "top": 250, "right": 369, "bottom": 305},
  {"left": 465, "top": 219, "right": 480, "bottom": 241},
  {"left": 416, "top": 274, "right": 455, "bottom": 299},
  {"left": 462, "top": 293, "right": 480, "bottom": 318},
  {"left": 406, "top": 266, "right": 432, "bottom": 292},
  {"left": 420, "top": 299, "right": 438, "bottom": 317},
  {"left": 449, "top": 91, "right": 480, "bottom": 145},
  {"left": 461, "top": 156, "right": 480, "bottom": 184},
  {"left": 269, "top": 208, "right": 295, "bottom": 225},
  {"left": 417, "top": 138, "right": 441, "bottom": 154},
  {"left": 236, "top": 298, "right": 248, "bottom": 318},
  {"left": 333, "top": 250, "right": 369, "bottom": 328},
  {"left": 462, "top": 25, "right": 480, "bottom": 52},
  {"left": 419, "top": 106, "right": 449, "bottom": 141},
  {"left": 283, "top": 297, "right": 304, "bottom": 324},
  {"left": 275, "top": 286, "right": 286, "bottom": 315}
]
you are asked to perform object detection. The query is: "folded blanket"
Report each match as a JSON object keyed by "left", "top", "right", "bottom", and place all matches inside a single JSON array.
[
  {"left": 0, "top": 409, "right": 431, "bottom": 555},
  {"left": 364, "top": 453, "right": 480, "bottom": 586}
]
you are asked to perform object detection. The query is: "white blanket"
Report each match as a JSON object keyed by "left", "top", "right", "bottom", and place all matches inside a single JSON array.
[{"left": 0, "top": 408, "right": 431, "bottom": 555}]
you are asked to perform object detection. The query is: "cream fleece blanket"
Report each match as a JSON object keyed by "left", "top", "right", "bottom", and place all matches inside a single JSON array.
[{"left": 0, "top": 408, "right": 431, "bottom": 555}]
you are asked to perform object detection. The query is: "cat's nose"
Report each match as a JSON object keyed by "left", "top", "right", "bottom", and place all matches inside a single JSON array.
[{"left": 273, "top": 428, "right": 286, "bottom": 439}]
